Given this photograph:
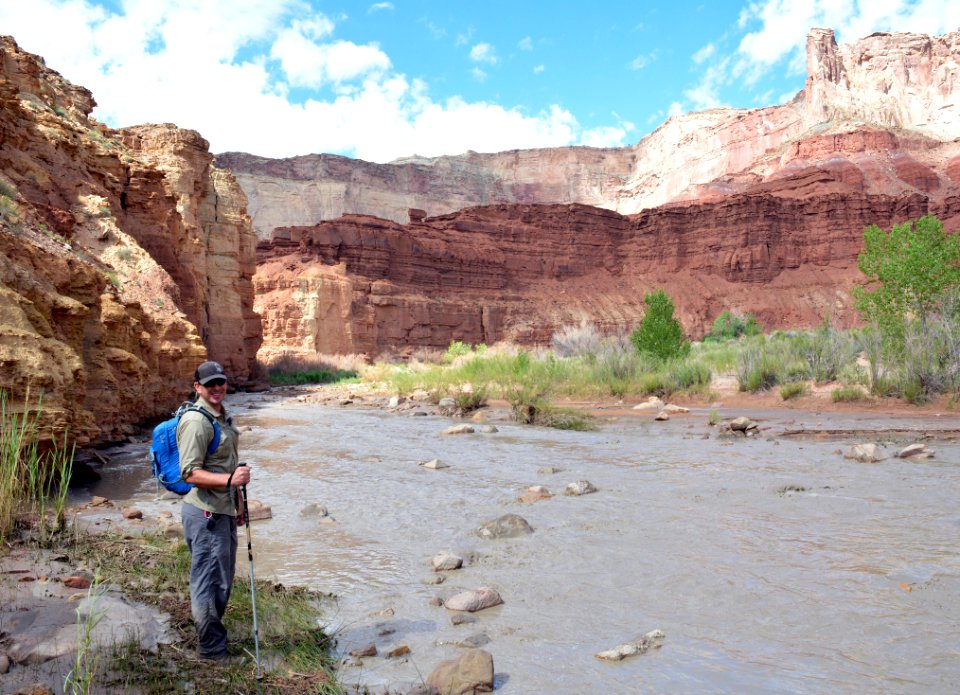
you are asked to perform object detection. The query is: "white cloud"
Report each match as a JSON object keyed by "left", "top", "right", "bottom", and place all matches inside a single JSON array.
[
  {"left": 668, "top": 102, "right": 685, "bottom": 117},
  {"left": 533, "top": 64, "right": 545, "bottom": 74},
  {"left": 518, "top": 36, "right": 533, "bottom": 51},
  {"left": 579, "top": 121, "right": 636, "bottom": 148},
  {"left": 0, "top": 0, "right": 626, "bottom": 162},
  {"left": 368, "top": 2, "right": 393, "bottom": 13},
  {"left": 471, "top": 67, "right": 487, "bottom": 82},
  {"left": 683, "top": 58, "right": 730, "bottom": 110},
  {"left": 469, "top": 42, "right": 498, "bottom": 64},
  {"left": 692, "top": 43, "right": 716, "bottom": 64},
  {"left": 629, "top": 52, "right": 656, "bottom": 70}
]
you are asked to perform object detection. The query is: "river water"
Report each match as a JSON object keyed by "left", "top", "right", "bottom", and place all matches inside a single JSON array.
[{"left": 81, "top": 391, "right": 960, "bottom": 694}]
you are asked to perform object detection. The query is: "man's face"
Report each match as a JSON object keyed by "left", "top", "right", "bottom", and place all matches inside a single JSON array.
[{"left": 196, "top": 378, "right": 227, "bottom": 407}]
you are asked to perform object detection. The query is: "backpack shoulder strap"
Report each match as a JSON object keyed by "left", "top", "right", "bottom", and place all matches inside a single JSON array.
[{"left": 177, "top": 405, "right": 222, "bottom": 454}]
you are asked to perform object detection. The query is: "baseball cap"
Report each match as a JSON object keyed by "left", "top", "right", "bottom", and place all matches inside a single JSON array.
[{"left": 195, "top": 361, "right": 227, "bottom": 385}]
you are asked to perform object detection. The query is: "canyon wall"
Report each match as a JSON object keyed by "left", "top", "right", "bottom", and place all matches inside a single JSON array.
[
  {"left": 0, "top": 36, "right": 261, "bottom": 445},
  {"left": 254, "top": 131, "right": 960, "bottom": 357},
  {"left": 223, "top": 29, "right": 960, "bottom": 238}
]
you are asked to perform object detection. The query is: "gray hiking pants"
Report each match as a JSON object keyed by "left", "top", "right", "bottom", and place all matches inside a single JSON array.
[{"left": 182, "top": 503, "right": 238, "bottom": 659}]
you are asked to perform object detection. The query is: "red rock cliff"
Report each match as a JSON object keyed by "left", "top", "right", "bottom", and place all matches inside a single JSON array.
[
  {"left": 254, "top": 129, "right": 960, "bottom": 356},
  {"left": 0, "top": 36, "right": 261, "bottom": 445}
]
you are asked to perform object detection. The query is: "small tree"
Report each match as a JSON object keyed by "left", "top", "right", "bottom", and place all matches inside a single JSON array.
[
  {"left": 630, "top": 289, "right": 689, "bottom": 361},
  {"left": 854, "top": 215, "right": 960, "bottom": 337},
  {"left": 707, "top": 310, "right": 761, "bottom": 341}
]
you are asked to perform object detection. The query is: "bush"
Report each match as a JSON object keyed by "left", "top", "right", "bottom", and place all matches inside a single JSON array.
[
  {"left": 551, "top": 319, "right": 603, "bottom": 358},
  {"left": 444, "top": 340, "right": 473, "bottom": 363},
  {"left": 793, "top": 318, "right": 860, "bottom": 383},
  {"left": 630, "top": 289, "right": 690, "bottom": 361},
  {"left": 779, "top": 381, "right": 808, "bottom": 400},
  {"left": 669, "top": 361, "right": 711, "bottom": 390},
  {"left": 832, "top": 385, "right": 868, "bottom": 402},
  {"left": 706, "top": 310, "right": 761, "bottom": 341},
  {"left": 736, "top": 344, "right": 780, "bottom": 392}
]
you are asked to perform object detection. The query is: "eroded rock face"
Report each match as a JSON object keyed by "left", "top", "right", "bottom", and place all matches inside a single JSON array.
[
  {"left": 221, "top": 28, "right": 960, "bottom": 237},
  {"left": 0, "top": 36, "right": 261, "bottom": 445},
  {"left": 254, "top": 145, "right": 960, "bottom": 356}
]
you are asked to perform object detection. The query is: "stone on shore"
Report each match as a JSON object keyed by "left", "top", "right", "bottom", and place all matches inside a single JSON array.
[
  {"left": 121, "top": 507, "right": 143, "bottom": 520},
  {"left": 420, "top": 458, "right": 450, "bottom": 470},
  {"left": 564, "top": 480, "right": 598, "bottom": 496},
  {"left": 519, "top": 486, "right": 552, "bottom": 504},
  {"left": 897, "top": 443, "right": 934, "bottom": 459},
  {"left": 844, "top": 443, "right": 887, "bottom": 462},
  {"left": 595, "top": 629, "right": 666, "bottom": 661},
  {"left": 442, "top": 424, "right": 475, "bottom": 435},
  {"left": 388, "top": 644, "right": 411, "bottom": 658},
  {"left": 632, "top": 398, "right": 664, "bottom": 411},
  {"left": 444, "top": 587, "right": 503, "bottom": 612},
  {"left": 349, "top": 642, "right": 377, "bottom": 657},
  {"left": 425, "top": 649, "right": 495, "bottom": 695},
  {"left": 537, "top": 466, "right": 563, "bottom": 475},
  {"left": 0, "top": 654, "right": 9, "bottom": 674},
  {"left": 476, "top": 514, "right": 534, "bottom": 539},
  {"left": 432, "top": 552, "right": 464, "bottom": 572},
  {"left": 662, "top": 404, "right": 689, "bottom": 414},
  {"left": 654, "top": 410, "right": 670, "bottom": 421},
  {"left": 729, "top": 416, "right": 757, "bottom": 432}
]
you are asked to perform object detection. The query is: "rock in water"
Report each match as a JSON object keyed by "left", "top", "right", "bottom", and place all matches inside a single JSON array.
[
  {"left": 475, "top": 514, "right": 534, "bottom": 539},
  {"left": 425, "top": 649, "right": 495, "bottom": 694},
  {"left": 432, "top": 552, "right": 464, "bottom": 571},
  {"left": 564, "top": 480, "right": 597, "bottom": 496},
  {"left": 444, "top": 587, "right": 504, "bottom": 612},
  {"left": 844, "top": 443, "right": 887, "bottom": 462},
  {"left": 595, "top": 629, "right": 666, "bottom": 661}
]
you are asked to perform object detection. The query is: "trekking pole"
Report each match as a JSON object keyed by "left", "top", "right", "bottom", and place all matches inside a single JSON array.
[{"left": 238, "top": 463, "right": 263, "bottom": 679}]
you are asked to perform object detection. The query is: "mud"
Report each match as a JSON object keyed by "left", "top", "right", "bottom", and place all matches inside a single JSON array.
[{"left": 77, "top": 391, "right": 960, "bottom": 694}]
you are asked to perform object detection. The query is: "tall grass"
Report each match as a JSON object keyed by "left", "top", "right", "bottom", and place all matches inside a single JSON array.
[{"left": 1, "top": 390, "right": 75, "bottom": 545}]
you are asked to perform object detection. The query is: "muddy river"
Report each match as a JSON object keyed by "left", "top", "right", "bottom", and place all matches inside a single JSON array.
[{"left": 81, "top": 391, "right": 960, "bottom": 694}]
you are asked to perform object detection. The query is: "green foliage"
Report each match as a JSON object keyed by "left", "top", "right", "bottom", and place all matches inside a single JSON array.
[
  {"left": 736, "top": 343, "right": 781, "bottom": 392},
  {"left": 779, "top": 381, "right": 809, "bottom": 400},
  {"left": 444, "top": 339, "right": 473, "bottom": 362},
  {"left": 630, "top": 289, "right": 690, "bottom": 361},
  {"left": 0, "top": 178, "right": 17, "bottom": 200},
  {"left": 854, "top": 215, "right": 960, "bottom": 338},
  {"left": 668, "top": 361, "right": 711, "bottom": 391},
  {"left": 268, "top": 369, "right": 358, "bottom": 386},
  {"left": 706, "top": 310, "right": 761, "bottom": 341},
  {"left": 831, "top": 384, "right": 868, "bottom": 402}
]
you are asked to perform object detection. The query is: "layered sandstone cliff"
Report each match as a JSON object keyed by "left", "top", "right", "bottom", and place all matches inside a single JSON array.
[
  {"left": 0, "top": 36, "right": 261, "bottom": 445},
  {"left": 253, "top": 130, "right": 960, "bottom": 357},
  {"left": 222, "top": 28, "right": 960, "bottom": 238}
]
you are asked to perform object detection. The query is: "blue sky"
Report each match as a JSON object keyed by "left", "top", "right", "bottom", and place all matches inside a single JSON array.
[{"left": 2, "top": 1, "right": 958, "bottom": 161}]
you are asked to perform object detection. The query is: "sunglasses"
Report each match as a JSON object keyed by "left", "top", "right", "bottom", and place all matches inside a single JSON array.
[{"left": 202, "top": 378, "right": 227, "bottom": 387}]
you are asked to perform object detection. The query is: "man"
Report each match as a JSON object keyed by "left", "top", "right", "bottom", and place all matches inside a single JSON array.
[{"left": 177, "top": 360, "right": 250, "bottom": 661}]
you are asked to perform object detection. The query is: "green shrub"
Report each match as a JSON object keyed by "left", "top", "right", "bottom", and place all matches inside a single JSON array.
[
  {"left": 630, "top": 289, "right": 690, "bottom": 361},
  {"left": 736, "top": 344, "right": 780, "bottom": 392},
  {"left": 444, "top": 340, "right": 473, "bottom": 363},
  {"left": 779, "top": 381, "right": 808, "bottom": 400},
  {"left": 831, "top": 384, "right": 868, "bottom": 402},
  {"left": 268, "top": 369, "right": 357, "bottom": 386},
  {"left": 669, "top": 361, "right": 711, "bottom": 390},
  {"left": 706, "top": 310, "right": 761, "bottom": 341}
]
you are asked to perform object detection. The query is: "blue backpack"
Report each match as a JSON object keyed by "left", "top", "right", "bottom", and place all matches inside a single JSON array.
[{"left": 149, "top": 403, "right": 221, "bottom": 495}]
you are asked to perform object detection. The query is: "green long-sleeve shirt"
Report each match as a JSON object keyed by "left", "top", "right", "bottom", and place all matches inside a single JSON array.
[{"left": 176, "top": 397, "right": 240, "bottom": 515}]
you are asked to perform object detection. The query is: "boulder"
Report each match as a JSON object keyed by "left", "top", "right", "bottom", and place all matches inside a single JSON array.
[
  {"left": 121, "top": 507, "right": 143, "bottom": 520},
  {"left": 662, "top": 404, "right": 689, "bottom": 414},
  {"left": 476, "top": 514, "right": 534, "bottom": 539},
  {"left": 897, "top": 443, "right": 934, "bottom": 459},
  {"left": 441, "top": 424, "right": 475, "bottom": 435},
  {"left": 564, "top": 480, "right": 598, "bottom": 496},
  {"left": 426, "top": 649, "right": 495, "bottom": 694},
  {"left": 420, "top": 458, "right": 450, "bottom": 470},
  {"left": 844, "top": 443, "right": 887, "bottom": 462},
  {"left": 479, "top": 425, "right": 498, "bottom": 433},
  {"left": 654, "top": 411, "right": 670, "bottom": 421},
  {"left": 595, "top": 629, "right": 666, "bottom": 661},
  {"left": 729, "top": 416, "right": 756, "bottom": 431},
  {"left": 432, "top": 552, "right": 464, "bottom": 572},
  {"left": 387, "top": 644, "right": 411, "bottom": 658},
  {"left": 444, "top": 587, "right": 504, "bottom": 612},
  {"left": 632, "top": 398, "right": 664, "bottom": 411},
  {"left": 349, "top": 642, "right": 377, "bottom": 657}
]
